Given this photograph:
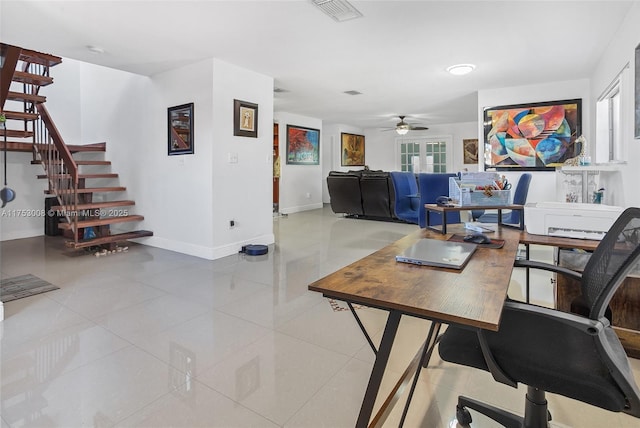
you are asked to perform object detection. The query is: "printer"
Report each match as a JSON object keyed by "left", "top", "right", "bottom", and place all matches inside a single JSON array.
[{"left": 524, "top": 202, "right": 624, "bottom": 240}]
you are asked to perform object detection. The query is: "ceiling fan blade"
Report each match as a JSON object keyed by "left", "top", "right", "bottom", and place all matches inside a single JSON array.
[{"left": 409, "top": 126, "right": 429, "bottom": 130}]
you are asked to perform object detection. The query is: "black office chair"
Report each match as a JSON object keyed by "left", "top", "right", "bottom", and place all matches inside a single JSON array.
[{"left": 438, "top": 207, "right": 640, "bottom": 427}]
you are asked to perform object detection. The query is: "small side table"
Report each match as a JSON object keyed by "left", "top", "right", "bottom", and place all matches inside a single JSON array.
[{"left": 425, "top": 203, "right": 525, "bottom": 234}]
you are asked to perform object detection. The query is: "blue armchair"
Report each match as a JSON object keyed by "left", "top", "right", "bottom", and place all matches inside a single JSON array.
[
  {"left": 390, "top": 171, "right": 420, "bottom": 224},
  {"left": 473, "top": 173, "right": 532, "bottom": 224},
  {"left": 418, "top": 173, "right": 460, "bottom": 228}
]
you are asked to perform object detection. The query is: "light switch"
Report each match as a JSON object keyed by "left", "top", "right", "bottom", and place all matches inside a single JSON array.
[{"left": 228, "top": 153, "right": 238, "bottom": 163}]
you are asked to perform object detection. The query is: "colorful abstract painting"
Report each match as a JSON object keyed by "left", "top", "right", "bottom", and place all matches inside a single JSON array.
[
  {"left": 286, "top": 125, "right": 320, "bottom": 165},
  {"left": 483, "top": 99, "right": 582, "bottom": 170}
]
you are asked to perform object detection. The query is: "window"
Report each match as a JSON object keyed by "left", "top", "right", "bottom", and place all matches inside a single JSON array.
[
  {"left": 595, "top": 64, "right": 630, "bottom": 163},
  {"left": 397, "top": 136, "right": 452, "bottom": 173}
]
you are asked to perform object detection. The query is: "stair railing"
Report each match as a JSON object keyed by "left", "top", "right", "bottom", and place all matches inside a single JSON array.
[
  {"left": 0, "top": 44, "right": 21, "bottom": 111},
  {"left": 34, "top": 103, "right": 79, "bottom": 242}
]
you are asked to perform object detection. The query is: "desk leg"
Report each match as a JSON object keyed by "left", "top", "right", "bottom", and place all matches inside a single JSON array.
[
  {"left": 399, "top": 321, "right": 442, "bottom": 427},
  {"left": 442, "top": 212, "right": 447, "bottom": 234},
  {"left": 525, "top": 243, "right": 530, "bottom": 303},
  {"left": 356, "top": 310, "right": 402, "bottom": 428}
]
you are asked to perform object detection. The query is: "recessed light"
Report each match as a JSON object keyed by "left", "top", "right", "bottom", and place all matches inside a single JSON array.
[
  {"left": 446, "top": 64, "right": 476, "bottom": 76},
  {"left": 87, "top": 45, "right": 104, "bottom": 54}
]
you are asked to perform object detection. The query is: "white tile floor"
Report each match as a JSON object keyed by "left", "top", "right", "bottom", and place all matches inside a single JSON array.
[{"left": 1, "top": 205, "right": 640, "bottom": 427}]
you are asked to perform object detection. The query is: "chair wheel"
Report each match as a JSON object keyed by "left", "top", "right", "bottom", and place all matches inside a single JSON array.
[{"left": 456, "top": 405, "right": 472, "bottom": 425}]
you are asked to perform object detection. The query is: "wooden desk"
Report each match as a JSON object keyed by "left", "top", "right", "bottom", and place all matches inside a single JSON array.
[
  {"left": 425, "top": 203, "right": 525, "bottom": 234},
  {"left": 308, "top": 225, "right": 521, "bottom": 427},
  {"left": 520, "top": 232, "right": 640, "bottom": 358}
]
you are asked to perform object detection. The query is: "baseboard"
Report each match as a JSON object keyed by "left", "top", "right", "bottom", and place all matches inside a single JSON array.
[
  {"left": 281, "top": 202, "right": 323, "bottom": 215},
  {"left": 0, "top": 230, "right": 43, "bottom": 242},
  {"left": 133, "top": 233, "right": 276, "bottom": 261}
]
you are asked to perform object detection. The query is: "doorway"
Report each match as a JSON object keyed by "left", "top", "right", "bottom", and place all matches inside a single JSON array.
[{"left": 273, "top": 123, "right": 280, "bottom": 213}]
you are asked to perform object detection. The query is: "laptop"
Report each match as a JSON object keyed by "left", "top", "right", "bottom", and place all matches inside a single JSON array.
[{"left": 395, "top": 238, "right": 477, "bottom": 269}]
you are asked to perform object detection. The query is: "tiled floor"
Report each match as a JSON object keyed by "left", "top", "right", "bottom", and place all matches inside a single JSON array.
[{"left": 1, "top": 205, "right": 640, "bottom": 427}]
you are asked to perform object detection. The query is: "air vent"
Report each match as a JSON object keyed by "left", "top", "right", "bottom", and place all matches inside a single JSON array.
[
  {"left": 343, "top": 90, "right": 362, "bottom": 96},
  {"left": 310, "top": 0, "right": 363, "bottom": 22}
]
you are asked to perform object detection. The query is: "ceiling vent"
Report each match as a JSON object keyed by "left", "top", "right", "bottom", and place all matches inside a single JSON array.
[{"left": 310, "top": 0, "right": 363, "bottom": 22}]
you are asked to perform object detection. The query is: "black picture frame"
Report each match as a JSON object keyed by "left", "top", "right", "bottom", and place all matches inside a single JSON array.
[
  {"left": 483, "top": 98, "right": 582, "bottom": 171},
  {"left": 286, "top": 125, "right": 320, "bottom": 165},
  {"left": 635, "top": 42, "right": 640, "bottom": 139},
  {"left": 234, "top": 99, "right": 258, "bottom": 138},
  {"left": 168, "top": 103, "right": 194, "bottom": 155}
]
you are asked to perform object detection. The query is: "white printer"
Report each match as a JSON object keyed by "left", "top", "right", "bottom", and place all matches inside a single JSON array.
[{"left": 524, "top": 202, "right": 624, "bottom": 240}]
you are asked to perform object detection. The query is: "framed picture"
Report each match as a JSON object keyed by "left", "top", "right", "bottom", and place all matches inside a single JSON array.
[
  {"left": 462, "top": 138, "right": 478, "bottom": 164},
  {"left": 340, "top": 133, "right": 365, "bottom": 166},
  {"left": 168, "top": 103, "right": 194, "bottom": 155},
  {"left": 234, "top": 99, "right": 258, "bottom": 138},
  {"left": 483, "top": 98, "right": 582, "bottom": 171},
  {"left": 286, "top": 125, "right": 320, "bottom": 165},
  {"left": 635, "top": 43, "right": 640, "bottom": 139}
]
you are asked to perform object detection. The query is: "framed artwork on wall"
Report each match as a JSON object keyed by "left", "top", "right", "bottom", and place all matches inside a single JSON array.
[
  {"left": 234, "top": 99, "right": 258, "bottom": 138},
  {"left": 462, "top": 138, "right": 478, "bottom": 164},
  {"left": 168, "top": 103, "right": 194, "bottom": 155},
  {"left": 286, "top": 125, "right": 320, "bottom": 165},
  {"left": 340, "top": 133, "right": 365, "bottom": 166},
  {"left": 483, "top": 98, "right": 582, "bottom": 171},
  {"left": 635, "top": 42, "right": 640, "bottom": 139}
]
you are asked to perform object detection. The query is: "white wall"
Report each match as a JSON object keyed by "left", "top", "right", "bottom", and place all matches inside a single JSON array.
[
  {"left": 274, "top": 112, "right": 323, "bottom": 214},
  {"left": 211, "top": 59, "right": 274, "bottom": 258},
  {"left": 477, "top": 79, "right": 591, "bottom": 204},
  {"left": 590, "top": 1, "right": 640, "bottom": 208},
  {"left": 2, "top": 57, "right": 275, "bottom": 260},
  {"left": 361, "top": 121, "right": 478, "bottom": 173},
  {"left": 0, "top": 152, "right": 47, "bottom": 240}
]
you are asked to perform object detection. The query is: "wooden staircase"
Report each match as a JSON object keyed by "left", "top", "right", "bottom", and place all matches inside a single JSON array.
[{"left": 1, "top": 43, "right": 152, "bottom": 249}]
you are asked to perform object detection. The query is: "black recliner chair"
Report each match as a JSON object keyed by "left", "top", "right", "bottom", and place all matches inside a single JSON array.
[
  {"left": 438, "top": 207, "right": 640, "bottom": 427},
  {"left": 326, "top": 171, "right": 364, "bottom": 216}
]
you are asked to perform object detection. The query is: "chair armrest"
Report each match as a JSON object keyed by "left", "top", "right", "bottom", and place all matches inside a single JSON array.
[
  {"left": 514, "top": 259, "right": 583, "bottom": 282},
  {"left": 504, "top": 299, "right": 604, "bottom": 330}
]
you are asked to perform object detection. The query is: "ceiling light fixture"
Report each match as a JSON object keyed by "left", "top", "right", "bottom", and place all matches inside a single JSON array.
[
  {"left": 446, "top": 64, "right": 476, "bottom": 76},
  {"left": 87, "top": 45, "right": 104, "bottom": 55},
  {"left": 396, "top": 124, "right": 410, "bottom": 135}
]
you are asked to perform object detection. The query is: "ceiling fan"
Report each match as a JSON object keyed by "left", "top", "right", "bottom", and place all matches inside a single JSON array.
[{"left": 382, "top": 116, "right": 429, "bottom": 135}]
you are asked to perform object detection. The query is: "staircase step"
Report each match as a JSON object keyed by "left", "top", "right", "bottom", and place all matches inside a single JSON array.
[
  {"left": 32, "top": 160, "right": 112, "bottom": 166},
  {"left": 34, "top": 142, "right": 106, "bottom": 153},
  {"left": 67, "top": 143, "right": 107, "bottom": 153},
  {"left": 18, "top": 48, "right": 63, "bottom": 67},
  {"left": 51, "top": 200, "right": 135, "bottom": 211},
  {"left": 1, "top": 129, "right": 33, "bottom": 138},
  {"left": 12, "top": 70, "right": 54, "bottom": 86},
  {"left": 3, "top": 111, "right": 39, "bottom": 121},
  {"left": 66, "top": 230, "right": 153, "bottom": 249},
  {"left": 45, "top": 186, "right": 126, "bottom": 194},
  {"left": 37, "top": 173, "right": 118, "bottom": 179},
  {"left": 6, "top": 91, "right": 46, "bottom": 103},
  {"left": 58, "top": 215, "right": 145, "bottom": 230},
  {"left": 4, "top": 142, "right": 35, "bottom": 152}
]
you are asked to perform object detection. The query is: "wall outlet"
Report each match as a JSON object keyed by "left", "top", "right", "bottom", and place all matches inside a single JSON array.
[
  {"left": 229, "top": 220, "right": 236, "bottom": 228},
  {"left": 305, "top": 192, "right": 311, "bottom": 199}
]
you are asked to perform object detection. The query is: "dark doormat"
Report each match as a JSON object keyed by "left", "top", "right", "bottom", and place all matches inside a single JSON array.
[{"left": 0, "top": 274, "right": 60, "bottom": 303}]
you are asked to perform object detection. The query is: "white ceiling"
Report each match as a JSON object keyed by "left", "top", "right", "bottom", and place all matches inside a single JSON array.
[{"left": 0, "top": 0, "right": 634, "bottom": 130}]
